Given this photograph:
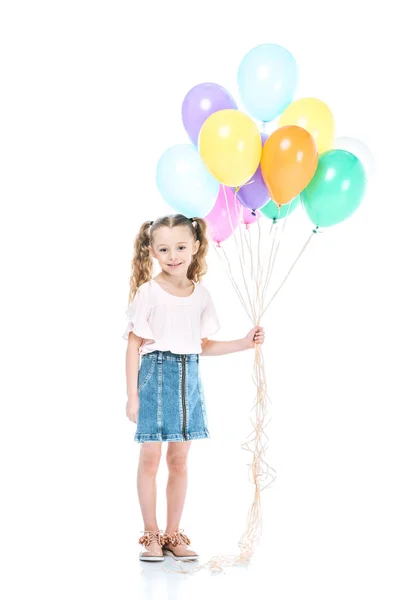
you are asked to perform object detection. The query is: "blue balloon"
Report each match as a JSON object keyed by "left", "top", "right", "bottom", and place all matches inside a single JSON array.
[
  {"left": 238, "top": 44, "right": 298, "bottom": 122},
  {"left": 156, "top": 144, "right": 219, "bottom": 217}
]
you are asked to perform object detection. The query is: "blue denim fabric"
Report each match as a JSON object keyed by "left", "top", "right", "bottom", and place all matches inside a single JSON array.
[{"left": 135, "top": 350, "right": 210, "bottom": 443}]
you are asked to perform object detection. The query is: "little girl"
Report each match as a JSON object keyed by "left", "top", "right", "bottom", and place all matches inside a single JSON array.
[{"left": 123, "top": 213, "right": 264, "bottom": 563}]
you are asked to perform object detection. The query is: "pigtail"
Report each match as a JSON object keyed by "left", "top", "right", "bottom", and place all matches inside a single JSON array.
[
  {"left": 187, "top": 217, "right": 209, "bottom": 282},
  {"left": 128, "top": 220, "right": 154, "bottom": 305}
]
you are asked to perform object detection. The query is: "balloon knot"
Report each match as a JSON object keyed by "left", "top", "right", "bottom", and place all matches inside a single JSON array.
[
  {"left": 251, "top": 210, "right": 256, "bottom": 216},
  {"left": 235, "top": 187, "right": 240, "bottom": 193},
  {"left": 313, "top": 226, "right": 320, "bottom": 234}
]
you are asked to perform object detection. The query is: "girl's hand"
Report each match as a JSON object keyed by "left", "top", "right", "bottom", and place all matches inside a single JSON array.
[
  {"left": 243, "top": 326, "right": 265, "bottom": 350},
  {"left": 126, "top": 393, "right": 140, "bottom": 423}
]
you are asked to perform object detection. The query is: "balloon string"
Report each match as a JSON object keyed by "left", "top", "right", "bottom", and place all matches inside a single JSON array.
[
  {"left": 235, "top": 198, "right": 246, "bottom": 267},
  {"left": 261, "top": 202, "right": 292, "bottom": 305},
  {"left": 212, "top": 242, "right": 253, "bottom": 321},
  {"left": 243, "top": 221, "right": 255, "bottom": 281},
  {"left": 259, "top": 219, "right": 276, "bottom": 291},
  {"left": 235, "top": 179, "right": 255, "bottom": 194},
  {"left": 262, "top": 218, "right": 280, "bottom": 299},
  {"left": 255, "top": 216, "right": 264, "bottom": 314},
  {"left": 260, "top": 230, "right": 317, "bottom": 318},
  {"left": 220, "top": 184, "right": 247, "bottom": 275},
  {"left": 237, "top": 192, "right": 264, "bottom": 317},
  {"left": 222, "top": 185, "right": 257, "bottom": 323},
  {"left": 216, "top": 187, "right": 252, "bottom": 319}
]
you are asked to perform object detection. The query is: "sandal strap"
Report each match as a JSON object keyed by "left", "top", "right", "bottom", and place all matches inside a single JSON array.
[
  {"left": 164, "top": 528, "right": 191, "bottom": 546},
  {"left": 138, "top": 529, "right": 165, "bottom": 547}
]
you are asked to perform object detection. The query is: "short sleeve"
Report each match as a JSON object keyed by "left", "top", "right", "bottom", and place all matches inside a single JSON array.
[
  {"left": 122, "top": 284, "right": 155, "bottom": 341},
  {"left": 200, "top": 288, "right": 221, "bottom": 338}
]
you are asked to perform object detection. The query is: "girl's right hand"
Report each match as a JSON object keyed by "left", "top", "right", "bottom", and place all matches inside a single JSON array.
[{"left": 126, "top": 393, "right": 140, "bottom": 423}]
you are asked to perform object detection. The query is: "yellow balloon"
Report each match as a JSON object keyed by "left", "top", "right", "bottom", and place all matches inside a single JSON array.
[
  {"left": 199, "top": 109, "right": 262, "bottom": 187},
  {"left": 278, "top": 98, "right": 335, "bottom": 154}
]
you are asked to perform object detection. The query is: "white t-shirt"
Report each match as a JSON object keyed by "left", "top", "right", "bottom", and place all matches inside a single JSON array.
[{"left": 122, "top": 278, "right": 221, "bottom": 355}]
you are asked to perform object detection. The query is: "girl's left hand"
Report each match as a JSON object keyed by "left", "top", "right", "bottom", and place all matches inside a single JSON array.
[{"left": 243, "top": 326, "right": 265, "bottom": 350}]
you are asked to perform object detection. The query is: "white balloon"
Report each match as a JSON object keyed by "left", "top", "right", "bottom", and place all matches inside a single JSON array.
[{"left": 334, "top": 137, "right": 375, "bottom": 180}]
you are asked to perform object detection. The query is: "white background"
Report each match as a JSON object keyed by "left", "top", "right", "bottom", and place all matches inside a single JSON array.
[{"left": 1, "top": 0, "right": 399, "bottom": 598}]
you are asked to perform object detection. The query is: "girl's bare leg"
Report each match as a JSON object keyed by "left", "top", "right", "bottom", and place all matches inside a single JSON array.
[
  {"left": 165, "top": 441, "right": 191, "bottom": 533},
  {"left": 163, "top": 441, "right": 197, "bottom": 557},
  {"left": 137, "top": 442, "right": 162, "bottom": 532}
]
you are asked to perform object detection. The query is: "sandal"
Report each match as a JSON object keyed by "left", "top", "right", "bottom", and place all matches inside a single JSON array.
[
  {"left": 162, "top": 528, "right": 200, "bottom": 561},
  {"left": 138, "top": 529, "right": 167, "bottom": 562}
]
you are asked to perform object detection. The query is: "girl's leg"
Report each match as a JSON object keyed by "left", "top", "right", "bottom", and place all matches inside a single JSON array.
[
  {"left": 165, "top": 441, "right": 192, "bottom": 534},
  {"left": 137, "top": 442, "right": 162, "bottom": 530}
]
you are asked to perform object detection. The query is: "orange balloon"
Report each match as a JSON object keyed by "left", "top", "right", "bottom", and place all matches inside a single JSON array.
[{"left": 260, "top": 126, "right": 318, "bottom": 205}]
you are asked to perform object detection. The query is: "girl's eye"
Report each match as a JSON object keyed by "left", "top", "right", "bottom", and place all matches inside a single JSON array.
[{"left": 160, "top": 247, "right": 186, "bottom": 252}]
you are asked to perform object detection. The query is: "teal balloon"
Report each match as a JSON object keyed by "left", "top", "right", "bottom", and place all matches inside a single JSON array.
[
  {"left": 237, "top": 44, "right": 298, "bottom": 122},
  {"left": 156, "top": 144, "right": 219, "bottom": 217},
  {"left": 260, "top": 196, "right": 300, "bottom": 220},
  {"left": 301, "top": 150, "right": 366, "bottom": 227}
]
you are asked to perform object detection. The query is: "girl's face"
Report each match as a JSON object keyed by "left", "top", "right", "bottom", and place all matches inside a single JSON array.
[{"left": 149, "top": 225, "right": 200, "bottom": 275}]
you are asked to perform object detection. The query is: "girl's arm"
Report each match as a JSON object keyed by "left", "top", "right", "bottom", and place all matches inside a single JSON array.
[
  {"left": 125, "top": 333, "right": 142, "bottom": 423},
  {"left": 200, "top": 326, "right": 264, "bottom": 356},
  {"left": 200, "top": 338, "right": 247, "bottom": 356},
  {"left": 126, "top": 332, "right": 142, "bottom": 396}
]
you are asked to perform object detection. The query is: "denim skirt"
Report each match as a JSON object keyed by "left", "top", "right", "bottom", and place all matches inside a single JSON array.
[{"left": 135, "top": 350, "right": 210, "bottom": 443}]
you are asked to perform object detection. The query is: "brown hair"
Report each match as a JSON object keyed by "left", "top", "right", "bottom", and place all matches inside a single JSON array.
[{"left": 127, "top": 213, "right": 210, "bottom": 304}]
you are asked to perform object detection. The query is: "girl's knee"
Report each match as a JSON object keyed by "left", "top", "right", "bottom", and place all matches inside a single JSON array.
[{"left": 139, "top": 442, "right": 162, "bottom": 471}]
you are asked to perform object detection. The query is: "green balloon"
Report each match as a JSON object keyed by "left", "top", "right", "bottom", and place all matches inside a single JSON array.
[
  {"left": 301, "top": 150, "right": 366, "bottom": 227},
  {"left": 260, "top": 195, "right": 300, "bottom": 220}
]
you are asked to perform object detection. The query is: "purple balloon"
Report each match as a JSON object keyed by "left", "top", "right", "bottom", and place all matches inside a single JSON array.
[
  {"left": 236, "top": 132, "right": 271, "bottom": 212},
  {"left": 182, "top": 83, "right": 237, "bottom": 146}
]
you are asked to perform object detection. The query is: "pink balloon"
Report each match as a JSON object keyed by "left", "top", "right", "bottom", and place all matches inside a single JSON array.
[
  {"left": 242, "top": 206, "right": 261, "bottom": 228},
  {"left": 205, "top": 185, "right": 242, "bottom": 246}
]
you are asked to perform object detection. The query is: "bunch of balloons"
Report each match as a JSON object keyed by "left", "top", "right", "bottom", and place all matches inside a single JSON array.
[{"left": 156, "top": 43, "right": 372, "bottom": 244}]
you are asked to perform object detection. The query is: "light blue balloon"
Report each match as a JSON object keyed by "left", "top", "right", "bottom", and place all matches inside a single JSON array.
[
  {"left": 156, "top": 144, "right": 219, "bottom": 217},
  {"left": 238, "top": 44, "right": 298, "bottom": 123}
]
